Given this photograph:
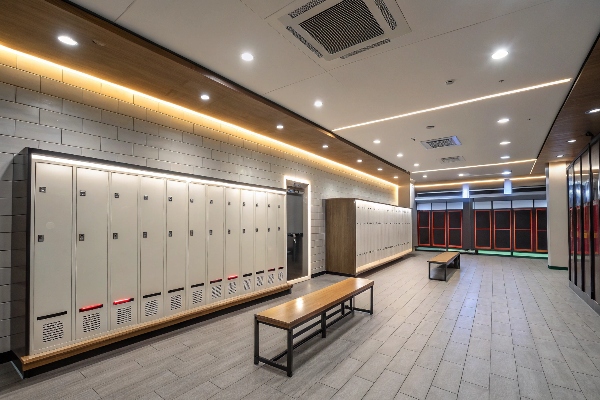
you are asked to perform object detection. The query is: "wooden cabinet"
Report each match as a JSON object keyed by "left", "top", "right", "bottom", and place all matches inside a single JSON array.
[{"left": 325, "top": 199, "right": 412, "bottom": 276}]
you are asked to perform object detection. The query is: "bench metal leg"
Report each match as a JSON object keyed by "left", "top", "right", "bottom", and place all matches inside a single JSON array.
[
  {"left": 321, "top": 312, "right": 327, "bottom": 338},
  {"left": 445, "top": 262, "right": 447, "bottom": 281},
  {"left": 287, "top": 329, "right": 293, "bottom": 377},
  {"left": 370, "top": 286, "right": 374, "bottom": 315},
  {"left": 254, "top": 316, "right": 259, "bottom": 365}
]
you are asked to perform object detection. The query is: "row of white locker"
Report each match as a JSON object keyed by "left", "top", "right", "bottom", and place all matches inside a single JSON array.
[{"left": 30, "top": 161, "right": 286, "bottom": 354}]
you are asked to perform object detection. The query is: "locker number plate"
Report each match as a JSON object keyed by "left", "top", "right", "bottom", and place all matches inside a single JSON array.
[
  {"left": 113, "top": 233, "right": 118, "bottom": 239},
  {"left": 39, "top": 187, "right": 46, "bottom": 193},
  {"left": 168, "top": 197, "right": 173, "bottom": 202},
  {"left": 114, "top": 193, "right": 119, "bottom": 198},
  {"left": 209, "top": 230, "right": 213, "bottom": 235},
  {"left": 79, "top": 190, "right": 86, "bottom": 196},
  {"left": 37, "top": 235, "right": 44, "bottom": 242},
  {"left": 168, "top": 231, "right": 173, "bottom": 237},
  {"left": 190, "top": 230, "right": 194, "bottom": 236},
  {"left": 79, "top": 234, "right": 85, "bottom": 241},
  {"left": 190, "top": 198, "right": 194, "bottom": 203},
  {"left": 144, "top": 195, "right": 148, "bottom": 200},
  {"left": 143, "top": 232, "right": 147, "bottom": 238}
]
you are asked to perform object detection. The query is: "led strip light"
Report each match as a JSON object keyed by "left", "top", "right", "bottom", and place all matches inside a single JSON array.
[
  {"left": 412, "top": 159, "right": 536, "bottom": 174},
  {"left": 414, "top": 175, "right": 545, "bottom": 188}
]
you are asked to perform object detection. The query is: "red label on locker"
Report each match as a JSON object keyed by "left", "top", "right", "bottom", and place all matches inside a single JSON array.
[
  {"left": 113, "top": 298, "right": 134, "bottom": 305},
  {"left": 227, "top": 275, "right": 238, "bottom": 280},
  {"left": 79, "top": 304, "right": 103, "bottom": 312}
]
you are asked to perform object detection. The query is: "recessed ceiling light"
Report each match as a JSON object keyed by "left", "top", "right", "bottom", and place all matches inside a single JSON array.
[
  {"left": 414, "top": 163, "right": 420, "bottom": 167},
  {"left": 501, "top": 156, "right": 510, "bottom": 159},
  {"left": 586, "top": 108, "right": 600, "bottom": 114},
  {"left": 322, "top": 144, "right": 329, "bottom": 148},
  {"left": 200, "top": 94, "right": 210, "bottom": 100},
  {"left": 397, "top": 153, "right": 403, "bottom": 157},
  {"left": 241, "top": 52, "right": 254, "bottom": 61},
  {"left": 276, "top": 124, "right": 283, "bottom": 129},
  {"left": 458, "top": 173, "right": 465, "bottom": 177},
  {"left": 314, "top": 100, "right": 323, "bottom": 107},
  {"left": 497, "top": 118, "right": 510, "bottom": 124},
  {"left": 373, "top": 139, "right": 381, "bottom": 144},
  {"left": 567, "top": 139, "right": 576, "bottom": 143},
  {"left": 377, "top": 168, "right": 383, "bottom": 171},
  {"left": 58, "top": 36, "right": 78, "bottom": 46},
  {"left": 423, "top": 175, "right": 427, "bottom": 178},
  {"left": 500, "top": 141, "right": 511, "bottom": 145},
  {"left": 333, "top": 79, "right": 571, "bottom": 132},
  {"left": 557, "top": 154, "right": 564, "bottom": 158},
  {"left": 357, "top": 159, "right": 362, "bottom": 163},
  {"left": 393, "top": 176, "right": 398, "bottom": 179},
  {"left": 426, "top": 125, "right": 435, "bottom": 129},
  {"left": 502, "top": 171, "right": 511, "bottom": 175},
  {"left": 492, "top": 49, "right": 509, "bottom": 59}
]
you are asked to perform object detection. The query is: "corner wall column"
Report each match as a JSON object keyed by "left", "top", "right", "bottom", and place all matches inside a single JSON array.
[{"left": 546, "top": 162, "right": 569, "bottom": 269}]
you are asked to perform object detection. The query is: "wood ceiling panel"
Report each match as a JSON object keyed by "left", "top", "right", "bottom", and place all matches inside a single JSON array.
[
  {"left": 534, "top": 33, "right": 600, "bottom": 173},
  {"left": 0, "top": 0, "right": 407, "bottom": 185}
]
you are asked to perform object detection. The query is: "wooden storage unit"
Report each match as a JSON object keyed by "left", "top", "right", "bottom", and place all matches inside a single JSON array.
[{"left": 325, "top": 199, "right": 412, "bottom": 276}]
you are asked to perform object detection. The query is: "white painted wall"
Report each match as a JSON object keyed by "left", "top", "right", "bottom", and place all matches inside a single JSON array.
[{"left": 546, "top": 162, "right": 569, "bottom": 268}]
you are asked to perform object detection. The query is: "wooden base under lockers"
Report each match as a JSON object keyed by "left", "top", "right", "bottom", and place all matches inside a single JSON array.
[{"left": 16, "top": 283, "right": 292, "bottom": 374}]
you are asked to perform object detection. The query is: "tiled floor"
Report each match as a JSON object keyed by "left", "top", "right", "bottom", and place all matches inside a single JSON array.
[{"left": 2, "top": 252, "right": 600, "bottom": 399}]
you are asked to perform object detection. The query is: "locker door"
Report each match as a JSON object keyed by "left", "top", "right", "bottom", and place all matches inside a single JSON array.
[
  {"left": 165, "top": 180, "right": 187, "bottom": 315},
  {"left": 109, "top": 173, "right": 138, "bottom": 330},
  {"left": 266, "top": 193, "right": 278, "bottom": 287},
  {"left": 140, "top": 177, "right": 165, "bottom": 322},
  {"left": 188, "top": 183, "right": 206, "bottom": 308},
  {"left": 225, "top": 188, "right": 241, "bottom": 298},
  {"left": 75, "top": 168, "right": 109, "bottom": 340},
  {"left": 207, "top": 185, "right": 225, "bottom": 303},
  {"left": 32, "top": 163, "right": 73, "bottom": 353},
  {"left": 240, "top": 190, "right": 255, "bottom": 294},
  {"left": 254, "top": 191, "right": 267, "bottom": 290},
  {"left": 276, "top": 194, "right": 286, "bottom": 285}
]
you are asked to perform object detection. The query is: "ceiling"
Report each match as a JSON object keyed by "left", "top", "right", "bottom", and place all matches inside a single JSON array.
[{"left": 68, "top": 0, "right": 600, "bottom": 183}]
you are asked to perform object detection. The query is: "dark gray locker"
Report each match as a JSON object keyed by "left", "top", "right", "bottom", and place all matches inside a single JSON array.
[
  {"left": 32, "top": 163, "right": 73, "bottom": 353},
  {"left": 165, "top": 180, "right": 187, "bottom": 315},
  {"left": 275, "top": 194, "right": 286, "bottom": 285},
  {"left": 266, "top": 193, "right": 278, "bottom": 287},
  {"left": 225, "top": 188, "right": 241, "bottom": 299},
  {"left": 75, "top": 168, "right": 109, "bottom": 340},
  {"left": 188, "top": 183, "right": 206, "bottom": 308},
  {"left": 207, "top": 185, "right": 224, "bottom": 303},
  {"left": 109, "top": 172, "right": 138, "bottom": 330},
  {"left": 240, "top": 190, "right": 254, "bottom": 294},
  {"left": 140, "top": 177, "right": 165, "bottom": 322},
  {"left": 254, "top": 191, "right": 267, "bottom": 290}
]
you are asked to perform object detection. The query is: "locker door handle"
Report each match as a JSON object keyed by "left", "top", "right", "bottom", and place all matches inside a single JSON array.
[
  {"left": 114, "top": 193, "right": 119, "bottom": 198},
  {"left": 37, "top": 235, "right": 44, "bottom": 242},
  {"left": 210, "top": 200, "right": 213, "bottom": 204},
  {"left": 278, "top": 227, "right": 280, "bottom": 231},
  {"left": 190, "top": 230, "right": 194, "bottom": 236},
  {"left": 168, "top": 197, "right": 173, "bottom": 202},
  {"left": 209, "top": 230, "right": 213, "bottom": 235},
  {"left": 168, "top": 231, "right": 173, "bottom": 237},
  {"left": 255, "top": 228, "right": 258, "bottom": 232},
  {"left": 144, "top": 195, "right": 149, "bottom": 200},
  {"left": 79, "top": 190, "right": 86, "bottom": 196},
  {"left": 268, "top": 228, "right": 270, "bottom": 232},
  {"left": 228, "top": 229, "right": 231, "bottom": 234},
  {"left": 243, "top": 202, "right": 246, "bottom": 206},
  {"left": 143, "top": 232, "right": 148, "bottom": 238},
  {"left": 190, "top": 198, "right": 194, "bottom": 203},
  {"left": 228, "top": 202, "right": 231, "bottom": 205},
  {"left": 113, "top": 233, "right": 118, "bottom": 239},
  {"left": 39, "top": 187, "right": 46, "bottom": 193},
  {"left": 79, "top": 234, "right": 85, "bottom": 241},
  {"left": 243, "top": 229, "right": 245, "bottom": 233}
]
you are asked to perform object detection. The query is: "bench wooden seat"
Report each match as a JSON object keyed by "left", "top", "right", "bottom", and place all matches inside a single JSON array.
[
  {"left": 428, "top": 251, "right": 460, "bottom": 281},
  {"left": 254, "top": 278, "right": 374, "bottom": 377}
]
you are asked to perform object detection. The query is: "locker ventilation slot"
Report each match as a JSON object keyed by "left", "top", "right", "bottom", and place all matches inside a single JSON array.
[
  {"left": 256, "top": 275, "right": 264, "bottom": 287},
  {"left": 170, "top": 294, "right": 183, "bottom": 311},
  {"left": 268, "top": 274, "right": 275, "bottom": 285},
  {"left": 144, "top": 299, "right": 158, "bottom": 317},
  {"left": 228, "top": 281, "right": 237, "bottom": 295},
  {"left": 116, "top": 306, "right": 132, "bottom": 325},
  {"left": 278, "top": 271, "right": 285, "bottom": 281},
  {"left": 243, "top": 279, "right": 251, "bottom": 291},
  {"left": 211, "top": 285, "right": 223, "bottom": 299},
  {"left": 192, "top": 289, "right": 204, "bottom": 304},
  {"left": 42, "top": 321, "right": 64, "bottom": 343},
  {"left": 83, "top": 313, "right": 101, "bottom": 333}
]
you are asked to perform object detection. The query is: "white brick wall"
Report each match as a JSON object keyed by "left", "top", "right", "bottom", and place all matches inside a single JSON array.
[{"left": 0, "top": 60, "right": 396, "bottom": 353}]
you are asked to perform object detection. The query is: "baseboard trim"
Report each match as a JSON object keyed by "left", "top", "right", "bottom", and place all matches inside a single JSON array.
[{"left": 548, "top": 265, "right": 568, "bottom": 270}]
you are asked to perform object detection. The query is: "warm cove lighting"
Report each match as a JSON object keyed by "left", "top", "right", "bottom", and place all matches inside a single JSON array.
[
  {"left": 414, "top": 175, "right": 545, "bottom": 188},
  {"left": 58, "top": 35, "right": 78, "bottom": 46},
  {"left": 0, "top": 44, "right": 398, "bottom": 188},
  {"left": 412, "top": 159, "right": 536, "bottom": 174},
  {"left": 333, "top": 79, "right": 571, "bottom": 131}
]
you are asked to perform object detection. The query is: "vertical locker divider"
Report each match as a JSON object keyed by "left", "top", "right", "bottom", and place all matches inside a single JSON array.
[
  {"left": 188, "top": 183, "right": 207, "bottom": 308},
  {"left": 225, "top": 188, "right": 241, "bottom": 298}
]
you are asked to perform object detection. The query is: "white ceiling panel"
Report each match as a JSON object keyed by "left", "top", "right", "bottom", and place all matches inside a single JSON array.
[{"left": 71, "top": 0, "right": 135, "bottom": 22}]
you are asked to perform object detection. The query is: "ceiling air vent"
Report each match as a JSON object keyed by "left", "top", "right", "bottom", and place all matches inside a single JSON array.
[
  {"left": 277, "top": 0, "right": 411, "bottom": 61},
  {"left": 420, "top": 136, "right": 462, "bottom": 150},
  {"left": 440, "top": 156, "right": 465, "bottom": 164}
]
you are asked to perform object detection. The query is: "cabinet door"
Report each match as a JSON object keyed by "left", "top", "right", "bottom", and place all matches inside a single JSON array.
[
  {"left": 109, "top": 173, "right": 138, "bottom": 330},
  {"left": 276, "top": 194, "right": 286, "bottom": 284},
  {"left": 240, "top": 190, "right": 255, "bottom": 294},
  {"left": 75, "top": 168, "right": 109, "bottom": 340},
  {"left": 207, "top": 185, "right": 225, "bottom": 303},
  {"left": 266, "top": 193, "right": 278, "bottom": 287},
  {"left": 225, "top": 188, "right": 241, "bottom": 298},
  {"left": 140, "top": 177, "right": 165, "bottom": 322},
  {"left": 188, "top": 183, "right": 206, "bottom": 308},
  {"left": 32, "top": 163, "right": 73, "bottom": 353},
  {"left": 254, "top": 191, "right": 267, "bottom": 290},
  {"left": 165, "top": 180, "right": 187, "bottom": 315}
]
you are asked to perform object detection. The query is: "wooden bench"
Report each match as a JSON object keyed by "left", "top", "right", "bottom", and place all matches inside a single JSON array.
[
  {"left": 428, "top": 251, "right": 461, "bottom": 281},
  {"left": 254, "top": 278, "right": 374, "bottom": 377}
]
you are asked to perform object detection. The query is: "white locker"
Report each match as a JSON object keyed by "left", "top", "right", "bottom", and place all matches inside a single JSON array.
[
  {"left": 75, "top": 168, "right": 109, "bottom": 340},
  {"left": 32, "top": 163, "right": 73, "bottom": 353},
  {"left": 225, "top": 188, "right": 241, "bottom": 298},
  {"left": 240, "top": 190, "right": 254, "bottom": 295},
  {"left": 254, "top": 191, "right": 267, "bottom": 290},
  {"left": 206, "top": 185, "right": 225, "bottom": 303},
  {"left": 188, "top": 183, "right": 207, "bottom": 308},
  {"left": 266, "top": 193, "right": 278, "bottom": 287},
  {"left": 165, "top": 180, "right": 187, "bottom": 315},
  {"left": 275, "top": 194, "right": 286, "bottom": 285},
  {"left": 140, "top": 177, "right": 165, "bottom": 322},
  {"left": 109, "top": 173, "right": 138, "bottom": 330}
]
